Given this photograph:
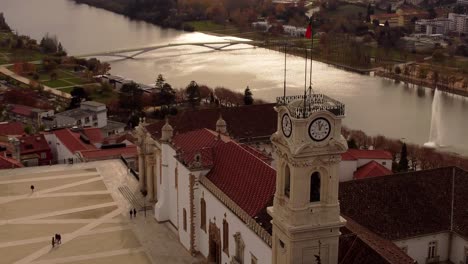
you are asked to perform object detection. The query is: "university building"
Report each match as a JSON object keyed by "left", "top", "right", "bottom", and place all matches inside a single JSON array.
[{"left": 134, "top": 93, "right": 468, "bottom": 264}]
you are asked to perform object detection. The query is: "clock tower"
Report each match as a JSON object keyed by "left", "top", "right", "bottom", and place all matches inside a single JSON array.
[{"left": 268, "top": 93, "right": 348, "bottom": 264}]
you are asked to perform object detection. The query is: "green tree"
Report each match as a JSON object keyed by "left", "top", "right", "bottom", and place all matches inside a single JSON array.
[
  {"left": 119, "top": 82, "right": 143, "bottom": 113},
  {"left": 155, "top": 74, "right": 165, "bottom": 89},
  {"left": 24, "top": 125, "right": 32, "bottom": 135},
  {"left": 398, "top": 143, "right": 409, "bottom": 172},
  {"left": 159, "top": 83, "right": 176, "bottom": 106},
  {"left": 244, "top": 86, "right": 253, "bottom": 105},
  {"left": 347, "top": 138, "right": 358, "bottom": 149},
  {"left": 186, "top": 81, "right": 201, "bottom": 107}
]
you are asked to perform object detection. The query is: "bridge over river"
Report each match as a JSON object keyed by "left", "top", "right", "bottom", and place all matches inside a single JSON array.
[{"left": 77, "top": 40, "right": 266, "bottom": 59}]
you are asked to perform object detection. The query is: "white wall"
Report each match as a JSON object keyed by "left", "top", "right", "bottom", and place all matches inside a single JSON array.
[
  {"left": 154, "top": 143, "right": 176, "bottom": 224},
  {"left": 339, "top": 160, "right": 357, "bottom": 182},
  {"left": 44, "top": 133, "right": 76, "bottom": 163},
  {"left": 196, "top": 184, "right": 272, "bottom": 264},
  {"left": 450, "top": 233, "right": 468, "bottom": 264},
  {"left": 177, "top": 164, "right": 193, "bottom": 251},
  {"left": 394, "top": 232, "right": 450, "bottom": 264}
]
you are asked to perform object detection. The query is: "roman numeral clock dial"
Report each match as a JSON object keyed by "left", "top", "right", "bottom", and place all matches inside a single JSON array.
[
  {"left": 309, "top": 117, "right": 331, "bottom": 142},
  {"left": 282, "top": 114, "right": 292, "bottom": 138}
]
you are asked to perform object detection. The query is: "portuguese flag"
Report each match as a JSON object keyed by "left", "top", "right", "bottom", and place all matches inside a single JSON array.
[{"left": 305, "top": 19, "right": 312, "bottom": 39}]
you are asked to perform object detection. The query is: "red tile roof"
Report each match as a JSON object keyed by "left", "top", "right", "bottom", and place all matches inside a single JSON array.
[
  {"left": 79, "top": 145, "right": 137, "bottom": 161},
  {"left": 340, "top": 167, "right": 468, "bottom": 240},
  {"left": 172, "top": 129, "right": 230, "bottom": 169},
  {"left": 53, "top": 129, "right": 96, "bottom": 153},
  {"left": 82, "top": 128, "right": 103, "bottom": 144},
  {"left": 18, "top": 134, "right": 50, "bottom": 155},
  {"left": 341, "top": 149, "right": 393, "bottom": 161},
  {"left": 205, "top": 141, "right": 276, "bottom": 218},
  {"left": 0, "top": 155, "right": 23, "bottom": 169},
  {"left": 10, "top": 104, "right": 35, "bottom": 117},
  {"left": 146, "top": 104, "right": 277, "bottom": 141},
  {"left": 339, "top": 218, "right": 414, "bottom": 264},
  {"left": 354, "top": 161, "right": 392, "bottom": 180},
  {"left": 0, "top": 122, "right": 25, "bottom": 136}
]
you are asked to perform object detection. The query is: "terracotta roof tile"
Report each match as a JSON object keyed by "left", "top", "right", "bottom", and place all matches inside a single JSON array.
[
  {"left": 339, "top": 167, "right": 468, "bottom": 240},
  {"left": 146, "top": 104, "right": 277, "bottom": 141},
  {"left": 82, "top": 128, "right": 103, "bottom": 144},
  {"left": 18, "top": 134, "right": 50, "bottom": 155},
  {"left": 205, "top": 141, "right": 276, "bottom": 218},
  {"left": 0, "top": 155, "right": 23, "bottom": 169},
  {"left": 0, "top": 122, "right": 25, "bottom": 136},
  {"left": 354, "top": 160, "right": 392, "bottom": 179},
  {"left": 53, "top": 129, "right": 96, "bottom": 153},
  {"left": 346, "top": 149, "right": 393, "bottom": 160},
  {"left": 79, "top": 145, "right": 137, "bottom": 160}
]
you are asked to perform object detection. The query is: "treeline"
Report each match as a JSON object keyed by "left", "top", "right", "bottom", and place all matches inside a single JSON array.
[
  {"left": 343, "top": 127, "right": 468, "bottom": 172},
  {"left": 73, "top": 0, "right": 308, "bottom": 31}
]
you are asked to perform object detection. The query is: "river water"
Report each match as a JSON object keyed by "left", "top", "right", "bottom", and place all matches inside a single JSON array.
[{"left": 1, "top": 0, "right": 467, "bottom": 155}]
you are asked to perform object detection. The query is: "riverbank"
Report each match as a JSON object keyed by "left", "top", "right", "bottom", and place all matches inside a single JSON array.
[{"left": 376, "top": 70, "right": 468, "bottom": 97}]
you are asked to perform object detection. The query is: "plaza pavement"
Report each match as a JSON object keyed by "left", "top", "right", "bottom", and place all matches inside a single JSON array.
[{"left": 0, "top": 160, "right": 202, "bottom": 264}]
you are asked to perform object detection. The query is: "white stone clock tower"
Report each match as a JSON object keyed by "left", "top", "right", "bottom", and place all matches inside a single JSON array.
[{"left": 267, "top": 94, "right": 348, "bottom": 264}]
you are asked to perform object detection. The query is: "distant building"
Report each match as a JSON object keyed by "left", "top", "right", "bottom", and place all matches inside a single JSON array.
[
  {"left": 0, "top": 155, "right": 23, "bottom": 170},
  {"left": 339, "top": 149, "right": 393, "bottom": 181},
  {"left": 16, "top": 134, "right": 53, "bottom": 166},
  {"left": 45, "top": 101, "right": 125, "bottom": 136},
  {"left": 457, "top": 0, "right": 468, "bottom": 5},
  {"left": 0, "top": 122, "right": 25, "bottom": 137},
  {"left": 6, "top": 104, "right": 54, "bottom": 129},
  {"left": 282, "top": 25, "right": 307, "bottom": 37},
  {"left": 448, "top": 13, "right": 468, "bottom": 33},
  {"left": 415, "top": 18, "right": 451, "bottom": 35}
]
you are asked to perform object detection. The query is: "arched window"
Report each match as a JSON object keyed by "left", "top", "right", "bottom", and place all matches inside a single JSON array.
[
  {"left": 234, "top": 232, "right": 245, "bottom": 263},
  {"left": 183, "top": 208, "right": 187, "bottom": 231},
  {"left": 200, "top": 197, "right": 206, "bottom": 232},
  {"left": 310, "top": 172, "right": 321, "bottom": 202},
  {"left": 223, "top": 218, "right": 229, "bottom": 255},
  {"left": 284, "top": 165, "right": 291, "bottom": 197}
]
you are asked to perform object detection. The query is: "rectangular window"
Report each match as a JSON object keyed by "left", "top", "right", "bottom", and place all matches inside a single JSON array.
[
  {"left": 92, "top": 114, "right": 98, "bottom": 121},
  {"left": 428, "top": 241, "right": 437, "bottom": 259},
  {"left": 85, "top": 117, "right": 90, "bottom": 123},
  {"left": 200, "top": 198, "right": 206, "bottom": 232},
  {"left": 251, "top": 254, "right": 257, "bottom": 264},
  {"left": 223, "top": 219, "right": 229, "bottom": 255},
  {"left": 183, "top": 208, "right": 187, "bottom": 231},
  {"left": 40, "top": 152, "right": 46, "bottom": 159},
  {"left": 400, "top": 246, "right": 408, "bottom": 253},
  {"left": 382, "top": 161, "right": 387, "bottom": 165}
]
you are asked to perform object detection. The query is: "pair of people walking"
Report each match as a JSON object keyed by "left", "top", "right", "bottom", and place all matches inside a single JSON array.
[
  {"left": 51, "top": 234, "right": 61, "bottom": 248},
  {"left": 129, "top": 208, "right": 137, "bottom": 218}
]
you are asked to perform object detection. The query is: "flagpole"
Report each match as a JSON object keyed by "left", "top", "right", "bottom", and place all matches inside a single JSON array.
[
  {"left": 303, "top": 44, "right": 307, "bottom": 118},
  {"left": 309, "top": 16, "right": 313, "bottom": 95},
  {"left": 283, "top": 42, "right": 287, "bottom": 99}
]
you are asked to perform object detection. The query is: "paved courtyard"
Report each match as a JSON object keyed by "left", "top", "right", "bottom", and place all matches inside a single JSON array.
[{"left": 0, "top": 160, "right": 201, "bottom": 264}]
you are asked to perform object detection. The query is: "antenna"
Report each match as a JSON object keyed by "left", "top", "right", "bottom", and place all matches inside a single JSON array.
[
  {"left": 303, "top": 43, "right": 308, "bottom": 118},
  {"left": 309, "top": 15, "right": 314, "bottom": 96}
]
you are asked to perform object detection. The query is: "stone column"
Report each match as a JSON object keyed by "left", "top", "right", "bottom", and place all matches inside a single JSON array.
[
  {"left": 146, "top": 154, "right": 154, "bottom": 202},
  {"left": 138, "top": 147, "right": 145, "bottom": 191}
]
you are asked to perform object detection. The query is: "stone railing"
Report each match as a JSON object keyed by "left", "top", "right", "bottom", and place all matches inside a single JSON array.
[
  {"left": 199, "top": 176, "right": 272, "bottom": 246},
  {"left": 276, "top": 94, "right": 345, "bottom": 118}
]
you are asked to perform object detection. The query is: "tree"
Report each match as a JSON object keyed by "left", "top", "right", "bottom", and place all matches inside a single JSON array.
[
  {"left": 40, "top": 33, "right": 59, "bottom": 53},
  {"left": 244, "top": 86, "right": 253, "bottom": 105},
  {"left": 398, "top": 143, "right": 409, "bottom": 172},
  {"left": 69, "top": 86, "right": 89, "bottom": 109},
  {"left": 347, "top": 138, "right": 358, "bottom": 149},
  {"left": 0, "top": 13, "right": 11, "bottom": 32},
  {"left": 24, "top": 125, "right": 33, "bottom": 135},
  {"left": 155, "top": 74, "right": 165, "bottom": 89},
  {"left": 50, "top": 71, "right": 58, "bottom": 81},
  {"left": 394, "top": 66, "right": 401, "bottom": 74},
  {"left": 186, "top": 81, "right": 201, "bottom": 107},
  {"left": 120, "top": 82, "right": 143, "bottom": 113},
  {"left": 159, "top": 83, "right": 176, "bottom": 106}
]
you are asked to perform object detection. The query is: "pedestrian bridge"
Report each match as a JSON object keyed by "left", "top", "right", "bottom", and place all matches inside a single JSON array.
[{"left": 77, "top": 40, "right": 264, "bottom": 59}]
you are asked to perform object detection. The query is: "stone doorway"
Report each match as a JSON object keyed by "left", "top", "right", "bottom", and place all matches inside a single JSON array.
[{"left": 208, "top": 221, "right": 221, "bottom": 264}]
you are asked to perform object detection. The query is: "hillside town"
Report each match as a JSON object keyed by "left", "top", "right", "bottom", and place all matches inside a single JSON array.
[{"left": 1, "top": 0, "right": 468, "bottom": 263}]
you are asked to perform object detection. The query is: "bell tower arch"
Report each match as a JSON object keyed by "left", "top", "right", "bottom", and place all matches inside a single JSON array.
[{"left": 268, "top": 94, "right": 348, "bottom": 264}]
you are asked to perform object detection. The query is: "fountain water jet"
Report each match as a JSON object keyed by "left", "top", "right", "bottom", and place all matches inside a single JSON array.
[{"left": 424, "top": 89, "right": 443, "bottom": 148}]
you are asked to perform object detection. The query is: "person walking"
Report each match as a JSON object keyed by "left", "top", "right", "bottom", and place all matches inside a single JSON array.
[
  {"left": 57, "top": 234, "right": 61, "bottom": 244},
  {"left": 30, "top": 185, "right": 35, "bottom": 193},
  {"left": 129, "top": 209, "right": 133, "bottom": 219},
  {"left": 51, "top": 237, "right": 55, "bottom": 248},
  {"left": 133, "top": 208, "right": 136, "bottom": 218}
]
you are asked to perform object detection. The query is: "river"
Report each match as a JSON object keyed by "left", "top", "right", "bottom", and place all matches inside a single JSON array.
[{"left": 1, "top": 0, "right": 467, "bottom": 155}]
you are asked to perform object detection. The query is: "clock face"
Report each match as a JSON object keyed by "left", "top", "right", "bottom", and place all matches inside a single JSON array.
[
  {"left": 281, "top": 114, "right": 292, "bottom": 138},
  {"left": 309, "top": 117, "right": 331, "bottom": 142}
]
